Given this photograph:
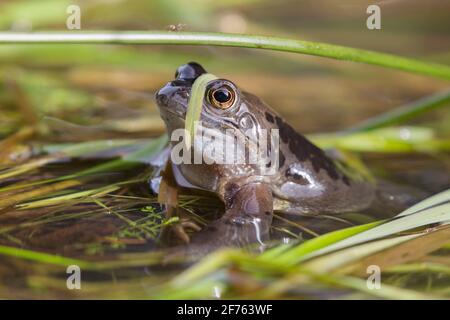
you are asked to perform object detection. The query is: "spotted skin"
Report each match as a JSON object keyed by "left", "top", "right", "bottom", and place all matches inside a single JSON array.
[{"left": 155, "top": 62, "right": 386, "bottom": 253}]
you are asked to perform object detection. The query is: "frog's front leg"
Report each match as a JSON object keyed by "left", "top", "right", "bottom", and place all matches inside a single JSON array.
[
  {"left": 188, "top": 182, "right": 273, "bottom": 253},
  {"left": 157, "top": 159, "right": 202, "bottom": 244}
]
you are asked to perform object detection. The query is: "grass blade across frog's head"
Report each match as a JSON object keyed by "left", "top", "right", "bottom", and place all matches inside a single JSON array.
[{"left": 156, "top": 62, "right": 217, "bottom": 147}]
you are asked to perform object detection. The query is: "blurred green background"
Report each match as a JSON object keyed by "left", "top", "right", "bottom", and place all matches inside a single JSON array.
[{"left": 0, "top": 0, "right": 449, "bottom": 139}]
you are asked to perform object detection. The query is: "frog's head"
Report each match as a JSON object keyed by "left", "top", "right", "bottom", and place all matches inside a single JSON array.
[
  {"left": 156, "top": 62, "right": 271, "bottom": 138},
  {"left": 156, "top": 62, "right": 279, "bottom": 187}
]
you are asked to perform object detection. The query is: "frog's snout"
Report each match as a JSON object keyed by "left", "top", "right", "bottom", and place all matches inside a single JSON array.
[
  {"left": 156, "top": 62, "right": 207, "bottom": 108},
  {"left": 175, "top": 62, "right": 207, "bottom": 81},
  {"left": 155, "top": 85, "right": 172, "bottom": 107}
]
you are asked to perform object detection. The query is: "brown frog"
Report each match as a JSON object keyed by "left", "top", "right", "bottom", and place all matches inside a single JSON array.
[{"left": 155, "top": 62, "right": 420, "bottom": 254}]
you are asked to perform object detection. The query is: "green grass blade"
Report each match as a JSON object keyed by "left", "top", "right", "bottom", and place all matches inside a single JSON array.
[
  {"left": 16, "top": 185, "right": 120, "bottom": 209},
  {"left": 0, "top": 136, "right": 168, "bottom": 194},
  {"left": 310, "top": 126, "right": 449, "bottom": 153},
  {"left": 302, "top": 191, "right": 450, "bottom": 260},
  {"left": 303, "top": 233, "right": 420, "bottom": 273},
  {"left": 346, "top": 90, "right": 450, "bottom": 133},
  {"left": 42, "top": 139, "right": 143, "bottom": 157},
  {"left": 184, "top": 73, "right": 218, "bottom": 147},
  {"left": 398, "top": 188, "right": 450, "bottom": 217},
  {"left": 317, "top": 273, "right": 438, "bottom": 300},
  {"left": 386, "top": 262, "right": 450, "bottom": 275},
  {"left": 0, "top": 244, "right": 93, "bottom": 268},
  {"left": 271, "top": 221, "right": 383, "bottom": 265},
  {"left": 0, "top": 32, "right": 449, "bottom": 80},
  {"left": 122, "top": 134, "right": 168, "bottom": 163}
]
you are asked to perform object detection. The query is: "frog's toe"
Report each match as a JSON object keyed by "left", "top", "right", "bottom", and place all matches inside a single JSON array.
[
  {"left": 172, "top": 224, "right": 190, "bottom": 244},
  {"left": 180, "top": 219, "right": 202, "bottom": 232},
  {"left": 164, "top": 218, "right": 202, "bottom": 244}
]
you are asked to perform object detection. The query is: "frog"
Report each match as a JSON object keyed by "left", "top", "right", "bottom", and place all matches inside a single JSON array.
[{"left": 154, "top": 62, "right": 421, "bottom": 255}]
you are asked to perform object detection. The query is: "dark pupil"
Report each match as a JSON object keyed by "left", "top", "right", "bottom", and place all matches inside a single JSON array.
[{"left": 213, "top": 89, "right": 231, "bottom": 103}]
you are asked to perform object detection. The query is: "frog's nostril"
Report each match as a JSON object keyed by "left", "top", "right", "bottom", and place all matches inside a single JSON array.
[
  {"left": 175, "top": 62, "right": 207, "bottom": 80},
  {"left": 156, "top": 86, "right": 172, "bottom": 105},
  {"left": 155, "top": 91, "right": 168, "bottom": 106},
  {"left": 156, "top": 84, "right": 185, "bottom": 106}
]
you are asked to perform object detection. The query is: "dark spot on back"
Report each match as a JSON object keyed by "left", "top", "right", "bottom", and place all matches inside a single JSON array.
[
  {"left": 265, "top": 112, "right": 275, "bottom": 123},
  {"left": 275, "top": 116, "right": 341, "bottom": 180},
  {"left": 279, "top": 151, "right": 286, "bottom": 168},
  {"left": 275, "top": 116, "right": 290, "bottom": 144},
  {"left": 342, "top": 175, "right": 351, "bottom": 186}
]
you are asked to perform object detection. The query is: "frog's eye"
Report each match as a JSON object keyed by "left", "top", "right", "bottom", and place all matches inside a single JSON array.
[{"left": 207, "top": 85, "right": 236, "bottom": 110}]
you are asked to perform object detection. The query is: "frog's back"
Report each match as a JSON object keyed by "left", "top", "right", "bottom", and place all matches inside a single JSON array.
[
  {"left": 258, "top": 98, "right": 425, "bottom": 217},
  {"left": 245, "top": 92, "right": 376, "bottom": 215}
]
